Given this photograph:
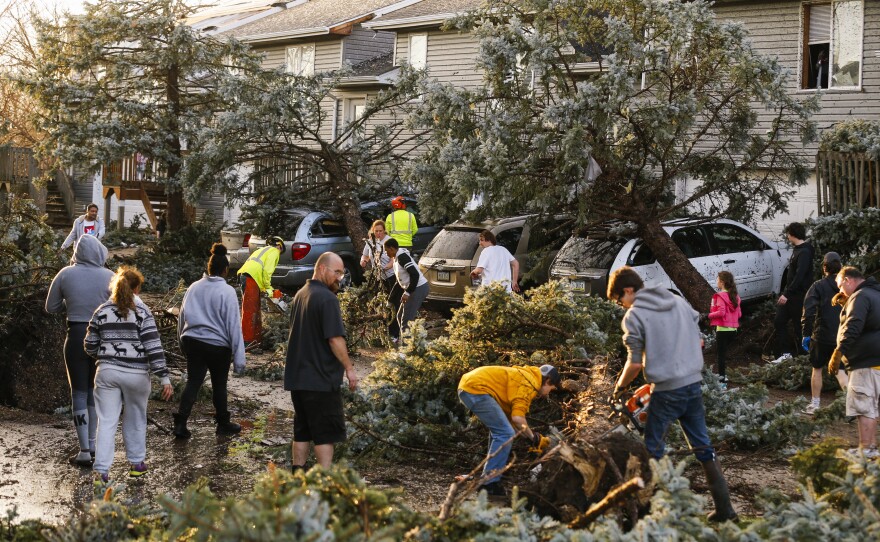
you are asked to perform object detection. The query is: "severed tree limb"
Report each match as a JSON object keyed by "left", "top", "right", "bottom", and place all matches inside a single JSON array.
[
  {"left": 568, "top": 477, "right": 646, "bottom": 529},
  {"left": 439, "top": 431, "right": 522, "bottom": 520}
]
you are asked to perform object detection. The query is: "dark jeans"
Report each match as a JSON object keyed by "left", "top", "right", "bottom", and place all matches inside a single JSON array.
[
  {"left": 178, "top": 336, "right": 232, "bottom": 420},
  {"left": 774, "top": 296, "right": 805, "bottom": 356},
  {"left": 644, "top": 382, "right": 715, "bottom": 463},
  {"left": 715, "top": 329, "right": 736, "bottom": 378}
]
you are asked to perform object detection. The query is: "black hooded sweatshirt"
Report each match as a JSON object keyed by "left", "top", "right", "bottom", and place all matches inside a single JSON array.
[{"left": 837, "top": 277, "right": 880, "bottom": 370}]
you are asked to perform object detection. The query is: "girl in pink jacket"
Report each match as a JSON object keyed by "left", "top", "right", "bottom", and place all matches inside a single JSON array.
[{"left": 709, "top": 271, "right": 742, "bottom": 383}]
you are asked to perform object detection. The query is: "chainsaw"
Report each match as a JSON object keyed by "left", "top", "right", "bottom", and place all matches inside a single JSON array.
[{"left": 608, "top": 383, "right": 652, "bottom": 434}]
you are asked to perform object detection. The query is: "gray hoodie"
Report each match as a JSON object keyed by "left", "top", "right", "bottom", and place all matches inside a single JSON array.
[
  {"left": 621, "top": 286, "right": 704, "bottom": 392},
  {"left": 178, "top": 274, "right": 246, "bottom": 372},
  {"left": 45, "top": 235, "right": 115, "bottom": 323}
]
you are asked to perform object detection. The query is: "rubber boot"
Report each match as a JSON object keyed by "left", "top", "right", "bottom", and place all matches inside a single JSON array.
[
  {"left": 702, "top": 458, "right": 738, "bottom": 522},
  {"left": 172, "top": 412, "right": 191, "bottom": 439},
  {"left": 215, "top": 412, "right": 241, "bottom": 435}
]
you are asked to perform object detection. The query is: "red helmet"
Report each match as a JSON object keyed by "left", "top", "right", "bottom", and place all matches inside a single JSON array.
[{"left": 391, "top": 196, "right": 406, "bottom": 210}]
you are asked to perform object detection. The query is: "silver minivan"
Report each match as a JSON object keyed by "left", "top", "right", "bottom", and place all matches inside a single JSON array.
[{"left": 549, "top": 219, "right": 791, "bottom": 301}]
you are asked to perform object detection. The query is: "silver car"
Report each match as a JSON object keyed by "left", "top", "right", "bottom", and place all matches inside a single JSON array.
[{"left": 549, "top": 219, "right": 791, "bottom": 301}]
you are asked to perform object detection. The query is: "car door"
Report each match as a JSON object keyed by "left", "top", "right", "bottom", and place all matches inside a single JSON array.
[
  {"left": 627, "top": 226, "right": 717, "bottom": 293},
  {"left": 705, "top": 223, "right": 774, "bottom": 300}
]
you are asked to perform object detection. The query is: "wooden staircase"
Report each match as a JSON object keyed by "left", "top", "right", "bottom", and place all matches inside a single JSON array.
[
  {"left": 102, "top": 157, "right": 168, "bottom": 230},
  {"left": 44, "top": 182, "right": 72, "bottom": 228}
]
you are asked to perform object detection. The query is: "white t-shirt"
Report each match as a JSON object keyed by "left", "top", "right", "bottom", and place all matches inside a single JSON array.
[
  {"left": 82, "top": 220, "right": 97, "bottom": 236},
  {"left": 362, "top": 236, "right": 395, "bottom": 280},
  {"left": 476, "top": 245, "right": 516, "bottom": 291}
]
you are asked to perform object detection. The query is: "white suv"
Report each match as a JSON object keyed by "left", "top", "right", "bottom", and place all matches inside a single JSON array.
[{"left": 549, "top": 219, "right": 791, "bottom": 301}]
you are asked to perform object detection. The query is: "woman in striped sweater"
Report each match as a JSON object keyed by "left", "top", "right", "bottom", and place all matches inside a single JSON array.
[{"left": 85, "top": 266, "right": 172, "bottom": 483}]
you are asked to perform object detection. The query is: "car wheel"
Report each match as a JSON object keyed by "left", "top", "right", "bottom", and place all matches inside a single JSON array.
[{"left": 341, "top": 258, "right": 362, "bottom": 289}]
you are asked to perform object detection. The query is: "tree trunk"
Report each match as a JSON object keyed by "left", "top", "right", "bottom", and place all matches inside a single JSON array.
[
  {"left": 325, "top": 157, "right": 368, "bottom": 257},
  {"left": 164, "top": 61, "right": 186, "bottom": 232},
  {"left": 637, "top": 219, "right": 715, "bottom": 312}
]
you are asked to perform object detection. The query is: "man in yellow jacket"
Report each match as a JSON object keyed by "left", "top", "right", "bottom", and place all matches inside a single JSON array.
[
  {"left": 385, "top": 196, "right": 418, "bottom": 248},
  {"left": 237, "top": 236, "right": 284, "bottom": 344},
  {"left": 458, "top": 364, "right": 561, "bottom": 495}
]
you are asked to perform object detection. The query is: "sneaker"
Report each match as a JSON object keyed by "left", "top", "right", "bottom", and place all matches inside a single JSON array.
[
  {"left": 93, "top": 471, "right": 109, "bottom": 487},
  {"left": 129, "top": 461, "right": 148, "bottom": 477},
  {"left": 481, "top": 481, "right": 506, "bottom": 496},
  {"left": 72, "top": 450, "right": 93, "bottom": 467},
  {"left": 803, "top": 402, "right": 820, "bottom": 415},
  {"left": 846, "top": 447, "right": 880, "bottom": 459},
  {"left": 769, "top": 353, "right": 792, "bottom": 365}
]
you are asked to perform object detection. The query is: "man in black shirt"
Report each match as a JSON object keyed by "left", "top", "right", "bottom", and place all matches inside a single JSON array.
[
  {"left": 771, "top": 222, "right": 815, "bottom": 363},
  {"left": 284, "top": 252, "right": 359, "bottom": 469}
]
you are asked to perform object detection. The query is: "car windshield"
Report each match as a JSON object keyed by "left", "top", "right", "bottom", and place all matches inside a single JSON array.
[
  {"left": 555, "top": 236, "right": 626, "bottom": 270},
  {"left": 423, "top": 228, "right": 481, "bottom": 260}
]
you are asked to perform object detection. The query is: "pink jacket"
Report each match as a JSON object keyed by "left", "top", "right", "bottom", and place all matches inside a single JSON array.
[{"left": 709, "top": 291, "right": 741, "bottom": 328}]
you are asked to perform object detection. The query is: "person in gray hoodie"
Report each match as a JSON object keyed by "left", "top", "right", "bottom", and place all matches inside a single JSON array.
[
  {"left": 608, "top": 266, "right": 737, "bottom": 523},
  {"left": 45, "top": 235, "right": 115, "bottom": 466},
  {"left": 173, "top": 243, "right": 246, "bottom": 438}
]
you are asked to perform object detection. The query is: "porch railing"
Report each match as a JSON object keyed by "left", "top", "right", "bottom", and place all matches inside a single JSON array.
[{"left": 816, "top": 151, "right": 880, "bottom": 215}]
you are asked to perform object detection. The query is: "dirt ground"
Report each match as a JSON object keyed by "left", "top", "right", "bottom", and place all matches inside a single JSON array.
[{"left": 0, "top": 302, "right": 862, "bottom": 525}]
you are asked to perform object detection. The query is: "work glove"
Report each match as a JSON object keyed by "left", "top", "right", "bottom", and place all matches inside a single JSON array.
[
  {"left": 802, "top": 337, "right": 811, "bottom": 352},
  {"left": 832, "top": 292, "right": 848, "bottom": 307},
  {"left": 272, "top": 289, "right": 283, "bottom": 299},
  {"left": 528, "top": 432, "right": 551, "bottom": 455},
  {"left": 828, "top": 349, "right": 843, "bottom": 375}
]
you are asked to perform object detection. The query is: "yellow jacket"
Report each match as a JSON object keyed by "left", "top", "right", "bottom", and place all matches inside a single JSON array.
[
  {"left": 458, "top": 366, "right": 542, "bottom": 418},
  {"left": 386, "top": 209, "right": 418, "bottom": 247},
  {"left": 237, "top": 246, "right": 280, "bottom": 294}
]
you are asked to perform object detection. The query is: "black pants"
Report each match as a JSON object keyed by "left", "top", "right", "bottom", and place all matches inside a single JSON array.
[
  {"left": 388, "top": 283, "right": 404, "bottom": 339},
  {"left": 178, "top": 336, "right": 232, "bottom": 420},
  {"left": 65, "top": 322, "right": 96, "bottom": 406},
  {"left": 774, "top": 296, "right": 804, "bottom": 356},
  {"left": 715, "top": 329, "right": 736, "bottom": 378}
]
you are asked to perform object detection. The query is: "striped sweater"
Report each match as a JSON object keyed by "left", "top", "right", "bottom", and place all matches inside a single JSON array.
[{"left": 84, "top": 298, "right": 170, "bottom": 382}]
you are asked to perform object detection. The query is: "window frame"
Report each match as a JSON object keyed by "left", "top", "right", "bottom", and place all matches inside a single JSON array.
[
  {"left": 408, "top": 33, "right": 428, "bottom": 70},
  {"left": 285, "top": 43, "right": 316, "bottom": 76},
  {"left": 799, "top": 0, "right": 864, "bottom": 91}
]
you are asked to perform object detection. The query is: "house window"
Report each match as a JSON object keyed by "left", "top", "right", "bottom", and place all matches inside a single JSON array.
[
  {"left": 408, "top": 33, "right": 427, "bottom": 69},
  {"left": 801, "top": 1, "right": 863, "bottom": 89},
  {"left": 286, "top": 44, "right": 315, "bottom": 76}
]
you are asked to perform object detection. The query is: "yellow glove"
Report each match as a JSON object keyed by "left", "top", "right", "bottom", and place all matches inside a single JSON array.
[
  {"left": 829, "top": 349, "right": 843, "bottom": 375},
  {"left": 528, "top": 433, "right": 551, "bottom": 455}
]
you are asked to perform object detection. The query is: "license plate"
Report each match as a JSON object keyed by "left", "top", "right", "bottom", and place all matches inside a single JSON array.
[
  {"left": 437, "top": 270, "right": 451, "bottom": 282},
  {"left": 570, "top": 280, "right": 586, "bottom": 291}
]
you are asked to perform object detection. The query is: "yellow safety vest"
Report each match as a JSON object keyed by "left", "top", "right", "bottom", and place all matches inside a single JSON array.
[
  {"left": 386, "top": 210, "right": 418, "bottom": 247},
  {"left": 237, "top": 246, "right": 279, "bottom": 294}
]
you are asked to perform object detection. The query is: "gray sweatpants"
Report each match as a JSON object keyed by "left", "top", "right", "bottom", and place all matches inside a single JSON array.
[
  {"left": 93, "top": 365, "right": 151, "bottom": 474},
  {"left": 400, "top": 282, "right": 430, "bottom": 333}
]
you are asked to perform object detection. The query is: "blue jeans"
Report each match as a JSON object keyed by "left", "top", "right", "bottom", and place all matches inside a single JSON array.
[
  {"left": 458, "top": 390, "right": 514, "bottom": 484},
  {"left": 644, "top": 382, "right": 715, "bottom": 463}
]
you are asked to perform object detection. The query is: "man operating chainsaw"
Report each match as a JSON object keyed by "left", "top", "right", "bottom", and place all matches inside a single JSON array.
[
  {"left": 608, "top": 267, "right": 738, "bottom": 523},
  {"left": 457, "top": 364, "right": 561, "bottom": 496}
]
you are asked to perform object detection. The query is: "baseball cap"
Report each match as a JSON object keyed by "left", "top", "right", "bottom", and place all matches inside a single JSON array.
[
  {"left": 540, "top": 365, "right": 561, "bottom": 387},
  {"left": 823, "top": 252, "right": 841, "bottom": 264}
]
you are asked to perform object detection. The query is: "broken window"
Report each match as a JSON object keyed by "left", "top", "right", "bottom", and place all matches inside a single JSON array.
[{"left": 801, "top": 1, "right": 862, "bottom": 89}]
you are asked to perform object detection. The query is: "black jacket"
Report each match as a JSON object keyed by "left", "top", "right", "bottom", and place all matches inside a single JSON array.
[
  {"left": 838, "top": 277, "right": 880, "bottom": 371},
  {"left": 802, "top": 276, "right": 841, "bottom": 345},
  {"left": 784, "top": 241, "right": 815, "bottom": 299}
]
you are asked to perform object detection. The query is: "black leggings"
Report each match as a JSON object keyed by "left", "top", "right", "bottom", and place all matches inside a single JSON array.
[
  {"left": 178, "top": 336, "right": 232, "bottom": 419},
  {"left": 715, "top": 329, "right": 736, "bottom": 378},
  {"left": 65, "top": 322, "right": 96, "bottom": 408}
]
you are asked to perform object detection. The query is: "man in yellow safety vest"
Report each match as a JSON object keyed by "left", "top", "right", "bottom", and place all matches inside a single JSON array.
[
  {"left": 237, "top": 236, "right": 284, "bottom": 344},
  {"left": 385, "top": 196, "right": 418, "bottom": 248}
]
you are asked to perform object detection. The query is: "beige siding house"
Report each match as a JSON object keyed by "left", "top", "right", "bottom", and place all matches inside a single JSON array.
[{"left": 707, "top": 0, "right": 880, "bottom": 234}]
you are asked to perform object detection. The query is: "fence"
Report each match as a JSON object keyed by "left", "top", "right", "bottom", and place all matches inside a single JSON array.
[{"left": 816, "top": 151, "right": 880, "bottom": 215}]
